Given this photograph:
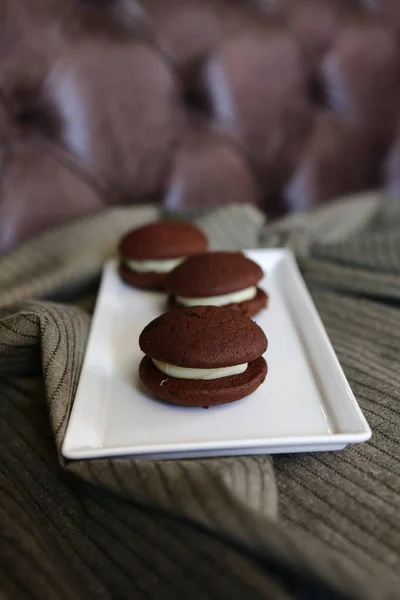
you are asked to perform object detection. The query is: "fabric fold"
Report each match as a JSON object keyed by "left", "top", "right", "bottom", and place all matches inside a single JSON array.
[{"left": 1, "top": 197, "right": 400, "bottom": 599}]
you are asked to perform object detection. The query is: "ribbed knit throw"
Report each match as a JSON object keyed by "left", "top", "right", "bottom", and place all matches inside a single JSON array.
[{"left": 1, "top": 194, "right": 399, "bottom": 599}]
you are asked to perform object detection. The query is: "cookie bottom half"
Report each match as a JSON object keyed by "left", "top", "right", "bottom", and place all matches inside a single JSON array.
[
  {"left": 119, "top": 263, "right": 166, "bottom": 290},
  {"left": 168, "top": 287, "right": 268, "bottom": 318},
  {"left": 139, "top": 355, "right": 267, "bottom": 407}
]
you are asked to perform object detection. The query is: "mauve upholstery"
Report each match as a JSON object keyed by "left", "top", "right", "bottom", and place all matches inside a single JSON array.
[{"left": 1, "top": 0, "right": 400, "bottom": 252}]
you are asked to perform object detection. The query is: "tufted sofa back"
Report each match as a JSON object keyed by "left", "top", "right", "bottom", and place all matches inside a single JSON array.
[{"left": 1, "top": 0, "right": 400, "bottom": 252}]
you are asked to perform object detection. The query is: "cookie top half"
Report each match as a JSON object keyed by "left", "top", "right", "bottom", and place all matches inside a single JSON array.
[
  {"left": 120, "top": 221, "right": 208, "bottom": 260},
  {"left": 139, "top": 305, "right": 267, "bottom": 369},
  {"left": 165, "top": 252, "right": 263, "bottom": 297}
]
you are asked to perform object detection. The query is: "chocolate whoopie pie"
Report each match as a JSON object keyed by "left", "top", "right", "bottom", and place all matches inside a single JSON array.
[
  {"left": 119, "top": 221, "right": 208, "bottom": 290},
  {"left": 139, "top": 305, "right": 268, "bottom": 407},
  {"left": 166, "top": 251, "right": 268, "bottom": 317}
]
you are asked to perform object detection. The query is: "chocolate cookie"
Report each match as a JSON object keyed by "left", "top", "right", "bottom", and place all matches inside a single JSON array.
[
  {"left": 139, "top": 306, "right": 268, "bottom": 407},
  {"left": 165, "top": 252, "right": 268, "bottom": 317},
  {"left": 119, "top": 221, "right": 208, "bottom": 290}
]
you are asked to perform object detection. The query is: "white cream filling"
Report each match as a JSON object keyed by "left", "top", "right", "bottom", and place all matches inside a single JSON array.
[
  {"left": 125, "top": 257, "right": 184, "bottom": 273},
  {"left": 176, "top": 285, "right": 257, "bottom": 307},
  {"left": 152, "top": 359, "right": 248, "bottom": 380}
]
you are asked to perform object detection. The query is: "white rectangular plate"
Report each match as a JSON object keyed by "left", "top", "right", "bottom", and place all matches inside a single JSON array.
[{"left": 62, "top": 250, "right": 371, "bottom": 460}]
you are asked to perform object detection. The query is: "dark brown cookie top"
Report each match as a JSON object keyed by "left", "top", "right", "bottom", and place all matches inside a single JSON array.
[
  {"left": 119, "top": 221, "right": 208, "bottom": 260},
  {"left": 165, "top": 252, "right": 264, "bottom": 297},
  {"left": 139, "top": 305, "right": 267, "bottom": 368}
]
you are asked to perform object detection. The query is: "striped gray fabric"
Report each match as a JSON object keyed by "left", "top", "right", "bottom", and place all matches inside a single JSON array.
[{"left": 0, "top": 197, "right": 399, "bottom": 599}]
